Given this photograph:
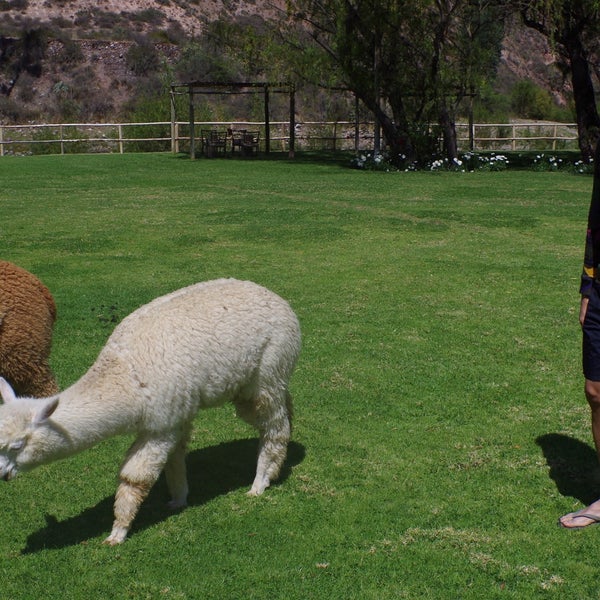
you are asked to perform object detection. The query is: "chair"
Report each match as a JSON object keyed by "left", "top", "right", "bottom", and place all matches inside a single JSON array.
[
  {"left": 241, "top": 131, "right": 260, "bottom": 156},
  {"left": 202, "top": 130, "right": 227, "bottom": 157},
  {"left": 231, "top": 129, "right": 245, "bottom": 154}
]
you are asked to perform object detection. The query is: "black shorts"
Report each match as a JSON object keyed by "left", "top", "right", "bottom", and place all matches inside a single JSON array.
[{"left": 583, "top": 286, "right": 600, "bottom": 380}]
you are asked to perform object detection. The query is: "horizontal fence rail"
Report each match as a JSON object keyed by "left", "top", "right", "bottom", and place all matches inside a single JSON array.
[
  {"left": 0, "top": 122, "right": 173, "bottom": 156},
  {"left": 455, "top": 122, "right": 579, "bottom": 152},
  {"left": 0, "top": 121, "right": 580, "bottom": 156}
]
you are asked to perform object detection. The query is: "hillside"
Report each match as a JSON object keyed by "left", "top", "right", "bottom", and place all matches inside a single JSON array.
[
  {"left": 0, "top": 0, "right": 572, "bottom": 124},
  {"left": 2, "top": 0, "right": 286, "bottom": 38}
]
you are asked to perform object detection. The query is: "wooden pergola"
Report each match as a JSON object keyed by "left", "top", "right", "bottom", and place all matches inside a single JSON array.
[{"left": 170, "top": 81, "right": 296, "bottom": 159}]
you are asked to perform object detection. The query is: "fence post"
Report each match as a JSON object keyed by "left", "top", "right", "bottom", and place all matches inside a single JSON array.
[
  {"left": 0, "top": 125, "right": 3, "bottom": 157},
  {"left": 60, "top": 125, "right": 64, "bottom": 155},
  {"left": 553, "top": 124, "right": 557, "bottom": 151},
  {"left": 512, "top": 124, "right": 516, "bottom": 152},
  {"left": 118, "top": 125, "right": 124, "bottom": 154}
]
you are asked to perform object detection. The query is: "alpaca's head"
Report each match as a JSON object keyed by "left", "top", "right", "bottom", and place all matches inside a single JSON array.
[{"left": 0, "top": 378, "right": 58, "bottom": 480}]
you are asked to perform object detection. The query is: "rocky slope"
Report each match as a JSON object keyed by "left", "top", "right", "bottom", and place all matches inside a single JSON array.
[
  {"left": 0, "top": 0, "right": 572, "bottom": 123},
  {"left": 3, "top": 0, "right": 286, "bottom": 38}
]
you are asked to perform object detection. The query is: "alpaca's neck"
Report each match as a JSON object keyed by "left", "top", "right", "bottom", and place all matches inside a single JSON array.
[
  {"left": 28, "top": 416, "right": 87, "bottom": 464},
  {"left": 27, "top": 361, "right": 139, "bottom": 467}
]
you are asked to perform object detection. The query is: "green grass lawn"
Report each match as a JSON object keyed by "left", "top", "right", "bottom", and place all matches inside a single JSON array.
[{"left": 0, "top": 152, "right": 596, "bottom": 598}]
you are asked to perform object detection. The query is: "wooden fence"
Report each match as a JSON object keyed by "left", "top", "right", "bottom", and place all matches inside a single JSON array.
[
  {"left": 455, "top": 122, "right": 579, "bottom": 152},
  {"left": 0, "top": 121, "right": 580, "bottom": 156}
]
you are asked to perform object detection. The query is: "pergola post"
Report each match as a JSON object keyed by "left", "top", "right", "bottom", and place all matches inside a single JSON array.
[
  {"left": 170, "top": 87, "right": 177, "bottom": 154},
  {"left": 289, "top": 83, "right": 296, "bottom": 158},
  {"left": 264, "top": 84, "right": 271, "bottom": 154},
  {"left": 354, "top": 94, "right": 360, "bottom": 154},
  {"left": 188, "top": 84, "right": 195, "bottom": 160}
]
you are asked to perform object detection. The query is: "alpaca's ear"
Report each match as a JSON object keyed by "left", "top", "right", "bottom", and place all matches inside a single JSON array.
[
  {"left": 32, "top": 397, "right": 59, "bottom": 426},
  {"left": 0, "top": 378, "right": 17, "bottom": 404}
]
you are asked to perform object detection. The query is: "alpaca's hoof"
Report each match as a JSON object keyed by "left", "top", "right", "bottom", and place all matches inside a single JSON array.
[
  {"left": 103, "top": 527, "right": 128, "bottom": 545},
  {"left": 248, "top": 478, "right": 269, "bottom": 496},
  {"left": 167, "top": 498, "right": 187, "bottom": 510}
]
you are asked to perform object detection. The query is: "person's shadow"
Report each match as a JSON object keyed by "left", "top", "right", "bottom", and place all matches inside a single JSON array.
[
  {"left": 536, "top": 433, "right": 600, "bottom": 505},
  {"left": 23, "top": 438, "right": 305, "bottom": 552}
]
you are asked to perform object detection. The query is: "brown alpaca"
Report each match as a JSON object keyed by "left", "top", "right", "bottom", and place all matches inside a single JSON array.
[{"left": 0, "top": 261, "right": 58, "bottom": 397}]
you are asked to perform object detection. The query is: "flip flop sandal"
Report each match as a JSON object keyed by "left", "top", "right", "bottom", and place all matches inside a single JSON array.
[{"left": 559, "top": 513, "right": 600, "bottom": 530}]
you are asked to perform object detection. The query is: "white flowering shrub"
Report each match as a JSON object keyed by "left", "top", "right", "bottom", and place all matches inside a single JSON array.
[
  {"left": 573, "top": 159, "right": 594, "bottom": 175},
  {"left": 350, "top": 152, "right": 397, "bottom": 171},
  {"left": 350, "top": 150, "right": 590, "bottom": 174},
  {"left": 427, "top": 153, "right": 508, "bottom": 172},
  {"left": 429, "top": 157, "right": 464, "bottom": 171},
  {"left": 484, "top": 154, "right": 509, "bottom": 171},
  {"left": 533, "top": 153, "right": 562, "bottom": 171},
  {"left": 532, "top": 153, "right": 595, "bottom": 174}
]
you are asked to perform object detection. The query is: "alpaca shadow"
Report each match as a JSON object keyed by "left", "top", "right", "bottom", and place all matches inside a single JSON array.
[
  {"left": 536, "top": 433, "right": 600, "bottom": 505},
  {"left": 23, "top": 438, "right": 305, "bottom": 553}
]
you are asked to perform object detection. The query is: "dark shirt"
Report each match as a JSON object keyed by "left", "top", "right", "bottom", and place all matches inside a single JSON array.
[{"left": 581, "top": 142, "right": 600, "bottom": 297}]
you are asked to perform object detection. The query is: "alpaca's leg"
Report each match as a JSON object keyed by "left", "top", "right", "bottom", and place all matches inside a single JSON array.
[
  {"left": 247, "top": 389, "right": 293, "bottom": 496},
  {"left": 104, "top": 435, "right": 175, "bottom": 545},
  {"left": 164, "top": 424, "right": 192, "bottom": 509}
]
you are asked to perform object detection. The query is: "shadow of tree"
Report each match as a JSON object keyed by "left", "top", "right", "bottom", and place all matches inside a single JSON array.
[
  {"left": 23, "top": 438, "right": 305, "bottom": 552},
  {"left": 536, "top": 433, "right": 600, "bottom": 505}
]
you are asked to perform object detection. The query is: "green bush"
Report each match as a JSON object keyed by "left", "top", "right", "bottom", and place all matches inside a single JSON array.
[
  {"left": 56, "top": 38, "right": 84, "bottom": 66},
  {"left": 175, "top": 41, "right": 241, "bottom": 83},
  {"left": 0, "top": 96, "right": 34, "bottom": 123},
  {"left": 126, "top": 39, "right": 160, "bottom": 76},
  {"left": 471, "top": 82, "right": 511, "bottom": 123},
  {"left": 511, "top": 79, "right": 553, "bottom": 120}
]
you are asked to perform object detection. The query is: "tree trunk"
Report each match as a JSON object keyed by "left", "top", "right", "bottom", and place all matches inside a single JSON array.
[
  {"left": 0, "top": 30, "right": 45, "bottom": 98},
  {"left": 520, "top": 7, "right": 600, "bottom": 162},
  {"left": 565, "top": 33, "right": 600, "bottom": 162},
  {"left": 379, "top": 114, "right": 414, "bottom": 166},
  {"left": 439, "top": 104, "right": 458, "bottom": 163},
  {"left": 362, "top": 93, "right": 415, "bottom": 166}
]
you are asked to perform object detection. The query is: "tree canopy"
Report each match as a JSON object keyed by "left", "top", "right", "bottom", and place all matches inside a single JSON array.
[
  {"left": 517, "top": 0, "right": 600, "bottom": 160},
  {"left": 284, "top": 0, "right": 506, "bottom": 165}
]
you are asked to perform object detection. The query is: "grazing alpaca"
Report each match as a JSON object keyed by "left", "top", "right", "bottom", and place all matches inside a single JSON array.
[
  {"left": 0, "top": 279, "right": 301, "bottom": 544},
  {"left": 0, "top": 261, "right": 58, "bottom": 397}
]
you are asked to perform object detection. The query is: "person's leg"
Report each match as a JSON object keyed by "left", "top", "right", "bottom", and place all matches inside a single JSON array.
[
  {"left": 586, "top": 379, "right": 600, "bottom": 461},
  {"left": 560, "top": 295, "right": 600, "bottom": 528}
]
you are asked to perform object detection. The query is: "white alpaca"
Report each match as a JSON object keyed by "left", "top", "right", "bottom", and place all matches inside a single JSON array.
[{"left": 0, "top": 279, "right": 301, "bottom": 545}]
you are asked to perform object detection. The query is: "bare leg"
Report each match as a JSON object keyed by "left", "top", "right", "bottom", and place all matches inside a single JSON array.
[
  {"left": 104, "top": 435, "right": 175, "bottom": 545},
  {"left": 585, "top": 379, "right": 600, "bottom": 461},
  {"left": 559, "top": 379, "right": 600, "bottom": 529}
]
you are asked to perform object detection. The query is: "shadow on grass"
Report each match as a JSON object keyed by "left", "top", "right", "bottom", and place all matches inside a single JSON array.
[
  {"left": 536, "top": 433, "right": 600, "bottom": 505},
  {"left": 23, "top": 438, "right": 305, "bottom": 553},
  {"left": 172, "top": 150, "right": 353, "bottom": 168}
]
